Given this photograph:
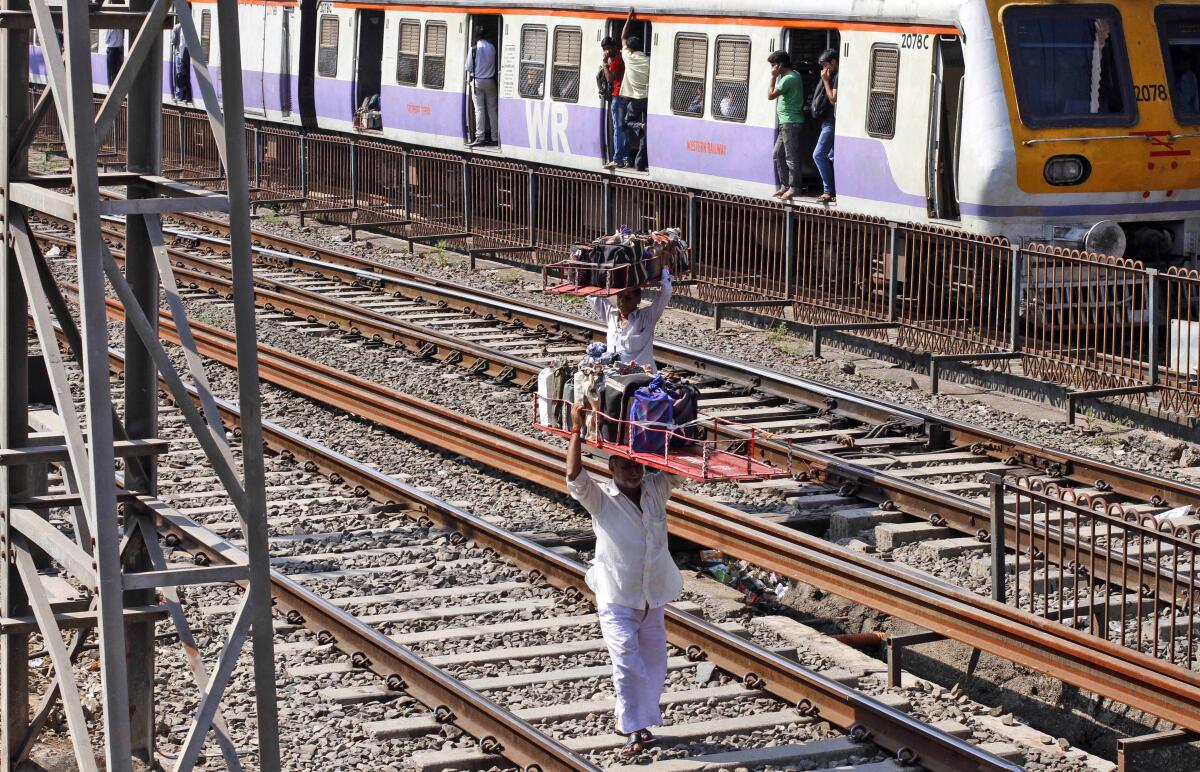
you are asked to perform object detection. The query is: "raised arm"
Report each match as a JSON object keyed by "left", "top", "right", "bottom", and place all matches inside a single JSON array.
[
  {"left": 621, "top": 7, "right": 635, "bottom": 47},
  {"left": 567, "top": 403, "right": 586, "bottom": 481},
  {"left": 821, "top": 66, "right": 838, "bottom": 104},
  {"left": 644, "top": 267, "right": 673, "bottom": 323},
  {"left": 588, "top": 295, "right": 610, "bottom": 321}
]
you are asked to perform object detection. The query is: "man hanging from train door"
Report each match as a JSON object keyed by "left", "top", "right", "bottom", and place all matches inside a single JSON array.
[
  {"left": 812, "top": 49, "right": 839, "bottom": 203},
  {"left": 466, "top": 25, "right": 499, "bottom": 147},
  {"left": 620, "top": 7, "right": 651, "bottom": 172},
  {"left": 566, "top": 401, "right": 682, "bottom": 758},
  {"left": 767, "top": 50, "right": 804, "bottom": 201}
]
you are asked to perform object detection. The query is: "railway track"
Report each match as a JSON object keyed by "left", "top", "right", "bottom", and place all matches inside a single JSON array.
[
  {"left": 31, "top": 210, "right": 1200, "bottom": 751},
  {"left": 33, "top": 211, "right": 1200, "bottom": 627},
  {"left": 30, "top": 330, "right": 1025, "bottom": 770}
]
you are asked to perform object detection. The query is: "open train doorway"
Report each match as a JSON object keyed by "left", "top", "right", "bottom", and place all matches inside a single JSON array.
[
  {"left": 465, "top": 14, "right": 502, "bottom": 145},
  {"left": 354, "top": 9, "right": 384, "bottom": 113},
  {"left": 602, "top": 16, "right": 652, "bottom": 164},
  {"left": 784, "top": 27, "right": 839, "bottom": 194},
  {"left": 928, "top": 36, "right": 964, "bottom": 221}
]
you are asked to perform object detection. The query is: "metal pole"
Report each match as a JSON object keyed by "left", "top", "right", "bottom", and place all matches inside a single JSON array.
[
  {"left": 887, "top": 224, "right": 900, "bottom": 321},
  {"left": 527, "top": 168, "right": 537, "bottom": 248},
  {"left": 1147, "top": 268, "right": 1160, "bottom": 386},
  {"left": 401, "top": 147, "right": 411, "bottom": 220},
  {"left": 0, "top": 0, "right": 31, "bottom": 762},
  {"left": 214, "top": 2, "right": 282, "bottom": 767},
  {"left": 1009, "top": 245, "right": 1023, "bottom": 353},
  {"left": 784, "top": 209, "right": 797, "bottom": 301},
  {"left": 602, "top": 177, "right": 613, "bottom": 234},
  {"left": 989, "top": 476, "right": 1006, "bottom": 604},
  {"left": 462, "top": 158, "right": 472, "bottom": 233},
  {"left": 123, "top": 0, "right": 164, "bottom": 756},
  {"left": 61, "top": 2, "right": 133, "bottom": 765}
]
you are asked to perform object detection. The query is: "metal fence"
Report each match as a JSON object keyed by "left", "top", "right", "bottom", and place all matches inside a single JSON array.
[
  {"left": 31, "top": 95, "right": 1200, "bottom": 418},
  {"left": 991, "top": 476, "right": 1199, "bottom": 671}
]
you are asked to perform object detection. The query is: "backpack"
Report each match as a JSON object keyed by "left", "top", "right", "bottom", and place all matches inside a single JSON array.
[
  {"left": 811, "top": 74, "right": 836, "bottom": 122},
  {"left": 628, "top": 376, "right": 674, "bottom": 455},
  {"left": 596, "top": 66, "right": 612, "bottom": 101},
  {"left": 662, "top": 377, "right": 703, "bottom": 448}
]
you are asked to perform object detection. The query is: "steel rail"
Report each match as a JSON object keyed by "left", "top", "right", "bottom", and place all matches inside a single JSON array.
[
  {"left": 89, "top": 291, "right": 1200, "bottom": 737},
  {"left": 48, "top": 346, "right": 599, "bottom": 772},
  {"left": 84, "top": 325, "right": 1016, "bottom": 772}
]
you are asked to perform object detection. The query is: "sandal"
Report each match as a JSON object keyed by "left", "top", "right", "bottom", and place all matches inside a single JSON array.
[
  {"left": 619, "top": 733, "right": 645, "bottom": 757},
  {"left": 637, "top": 729, "right": 656, "bottom": 746}
]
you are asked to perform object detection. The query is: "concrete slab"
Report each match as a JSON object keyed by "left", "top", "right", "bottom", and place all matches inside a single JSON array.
[{"left": 874, "top": 521, "right": 957, "bottom": 550}]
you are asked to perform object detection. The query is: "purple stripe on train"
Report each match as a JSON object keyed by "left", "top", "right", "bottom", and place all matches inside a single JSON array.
[{"left": 646, "top": 114, "right": 774, "bottom": 186}]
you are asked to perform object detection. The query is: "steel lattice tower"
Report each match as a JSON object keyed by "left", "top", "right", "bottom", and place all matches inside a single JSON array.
[{"left": 0, "top": 1, "right": 280, "bottom": 769}]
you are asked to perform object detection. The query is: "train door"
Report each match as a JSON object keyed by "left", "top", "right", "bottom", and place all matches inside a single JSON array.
[
  {"left": 465, "top": 14, "right": 502, "bottom": 143},
  {"left": 245, "top": 8, "right": 268, "bottom": 116},
  {"left": 601, "top": 17, "right": 652, "bottom": 162},
  {"left": 280, "top": 8, "right": 293, "bottom": 117},
  {"left": 927, "top": 36, "right": 963, "bottom": 221},
  {"left": 354, "top": 9, "right": 384, "bottom": 110},
  {"left": 785, "top": 28, "right": 839, "bottom": 193}
]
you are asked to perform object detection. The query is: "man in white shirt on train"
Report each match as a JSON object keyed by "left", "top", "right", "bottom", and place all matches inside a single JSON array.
[
  {"left": 620, "top": 7, "right": 650, "bottom": 171},
  {"left": 466, "top": 26, "right": 499, "bottom": 147},
  {"left": 566, "top": 401, "right": 682, "bottom": 757},
  {"left": 588, "top": 267, "right": 672, "bottom": 373}
]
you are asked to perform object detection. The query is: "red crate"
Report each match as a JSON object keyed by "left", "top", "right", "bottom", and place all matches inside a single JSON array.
[{"left": 532, "top": 394, "right": 785, "bottom": 482}]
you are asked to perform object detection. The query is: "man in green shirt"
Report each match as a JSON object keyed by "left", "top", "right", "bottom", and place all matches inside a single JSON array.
[{"left": 767, "top": 50, "right": 804, "bottom": 200}]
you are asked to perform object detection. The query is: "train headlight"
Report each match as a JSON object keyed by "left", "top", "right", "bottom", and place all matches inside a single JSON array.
[{"left": 1044, "top": 155, "right": 1091, "bottom": 187}]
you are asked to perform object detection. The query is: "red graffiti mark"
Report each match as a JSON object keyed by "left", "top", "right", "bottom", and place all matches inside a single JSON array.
[
  {"left": 406, "top": 103, "right": 431, "bottom": 115},
  {"left": 686, "top": 139, "right": 726, "bottom": 156},
  {"left": 1129, "top": 130, "right": 1192, "bottom": 160}
]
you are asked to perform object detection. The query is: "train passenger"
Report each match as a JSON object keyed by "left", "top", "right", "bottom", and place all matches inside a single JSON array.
[
  {"left": 104, "top": 28, "right": 125, "bottom": 86},
  {"left": 601, "top": 36, "right": 629, "bottom": 169},
  {"left": 621, "top": 8, "right": 650, "bottom": 172},
  {"left": 466, "top": 26, "right": 499, "bottom": 147},
  {"left": 812, "top": 49, "right": 839, "bottom": 203},
  {"left": 1176, "top": 52, "right": 1200, "bottom": 114},
  {"left": 766, "top": 50, "right": 804, "bottom": 201},
  {"left": 566, "top": 401, "right": 681, "bottom": 758},
  {"left": 170, "top": 21, "right": 192, "bottom": 102},
  {"left": 588, "top": 267, "right": 672, "bottom": 374}
]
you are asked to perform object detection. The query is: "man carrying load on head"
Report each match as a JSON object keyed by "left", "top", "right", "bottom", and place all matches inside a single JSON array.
[
  {"left": 588, "top": 267, "right": 672, "bottom": 374},
  {"left": 566, "top": 401, "right": 681, "bottom": 757}
]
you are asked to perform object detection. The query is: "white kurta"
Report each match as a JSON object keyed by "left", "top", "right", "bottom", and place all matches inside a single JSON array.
[
  {"left": 568, "top": 469, "right": 681, "bottom": 734},
  {"left": 589, "top": 269, "right": 672, "bottom": 374}
]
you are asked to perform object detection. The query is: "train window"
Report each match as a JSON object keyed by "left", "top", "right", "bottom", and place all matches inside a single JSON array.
[
  {"left": 711, "top": 36, "right": 750, "bottom": 122},
  {"left": 90, "top": 30, "right": 99, "bottom": 53},
  {"left": 422, "top": 22, "right": 447, "bottom": 89},
  {"left": 396, "top": 19, "right": 420, "bottom": 87},
  {"left": 672, "top": 33, "right": 708, "bottom": 117},
  {"left": 519, "top": 25, "right": 547, "bottom": 99},
  {"left": 551, "top": 26, "right": 582, "bottom": 102},
  {"left": 866, "top": 45, "right": 900, "bottom": 138},
  {"left": 317, "top": 14, "right": 338, "bottom": 77},
  {"left": 200, "top": 10, "right": 212, "bottom": 62},
  {"left": 1002, "top": 4, "right": 1136, "bottom": 128},
  {"left": 1156, "top": 6, "right": 1200, "bottom": 124}
]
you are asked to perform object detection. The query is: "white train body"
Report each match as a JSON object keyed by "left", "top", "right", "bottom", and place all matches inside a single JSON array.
[{"left": 33, "top": 0, "right": 1200, "bottom": 260}]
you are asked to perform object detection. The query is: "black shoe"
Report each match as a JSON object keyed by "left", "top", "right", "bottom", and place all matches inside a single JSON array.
[
  {"left": 466, "top": 139, "right": 482, "bottom": 148},
  {"left": 619, "top": 733, "right": 645, "bottom": 757},
  {"left": 637, "top": 729, "right": 656, "bottom": 746}
]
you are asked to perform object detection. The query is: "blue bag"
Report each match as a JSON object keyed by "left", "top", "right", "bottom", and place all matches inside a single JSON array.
[{"left": 628, "top": 376, "right": 674, "bottom": 455}]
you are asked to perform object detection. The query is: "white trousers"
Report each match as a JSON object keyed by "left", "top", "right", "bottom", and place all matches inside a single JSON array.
[{"left": 598, "top": 604, "right": 668, "bottom": 734}]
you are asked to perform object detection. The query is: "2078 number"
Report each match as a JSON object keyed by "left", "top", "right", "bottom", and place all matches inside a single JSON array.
[
  {"left": 1135, "top": 84, "right": 1169, "bottom": 102},
  {"left": 901, "top": 34, "right": 930, "bottom": 49}
]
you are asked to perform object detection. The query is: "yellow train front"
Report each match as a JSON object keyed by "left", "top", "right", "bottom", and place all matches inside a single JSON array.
[{"left": 953, "top": 0, "right": 1200, "bottom": 262}]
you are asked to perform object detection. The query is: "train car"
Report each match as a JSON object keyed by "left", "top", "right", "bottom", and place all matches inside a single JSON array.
[{"left": 33, "top": 0, "right": 1200, "bottom": 262}]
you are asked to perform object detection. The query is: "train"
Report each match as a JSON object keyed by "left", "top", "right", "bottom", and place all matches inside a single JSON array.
[{"left": 31, "top": 0, "right": 1200, "bottom": 262}]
